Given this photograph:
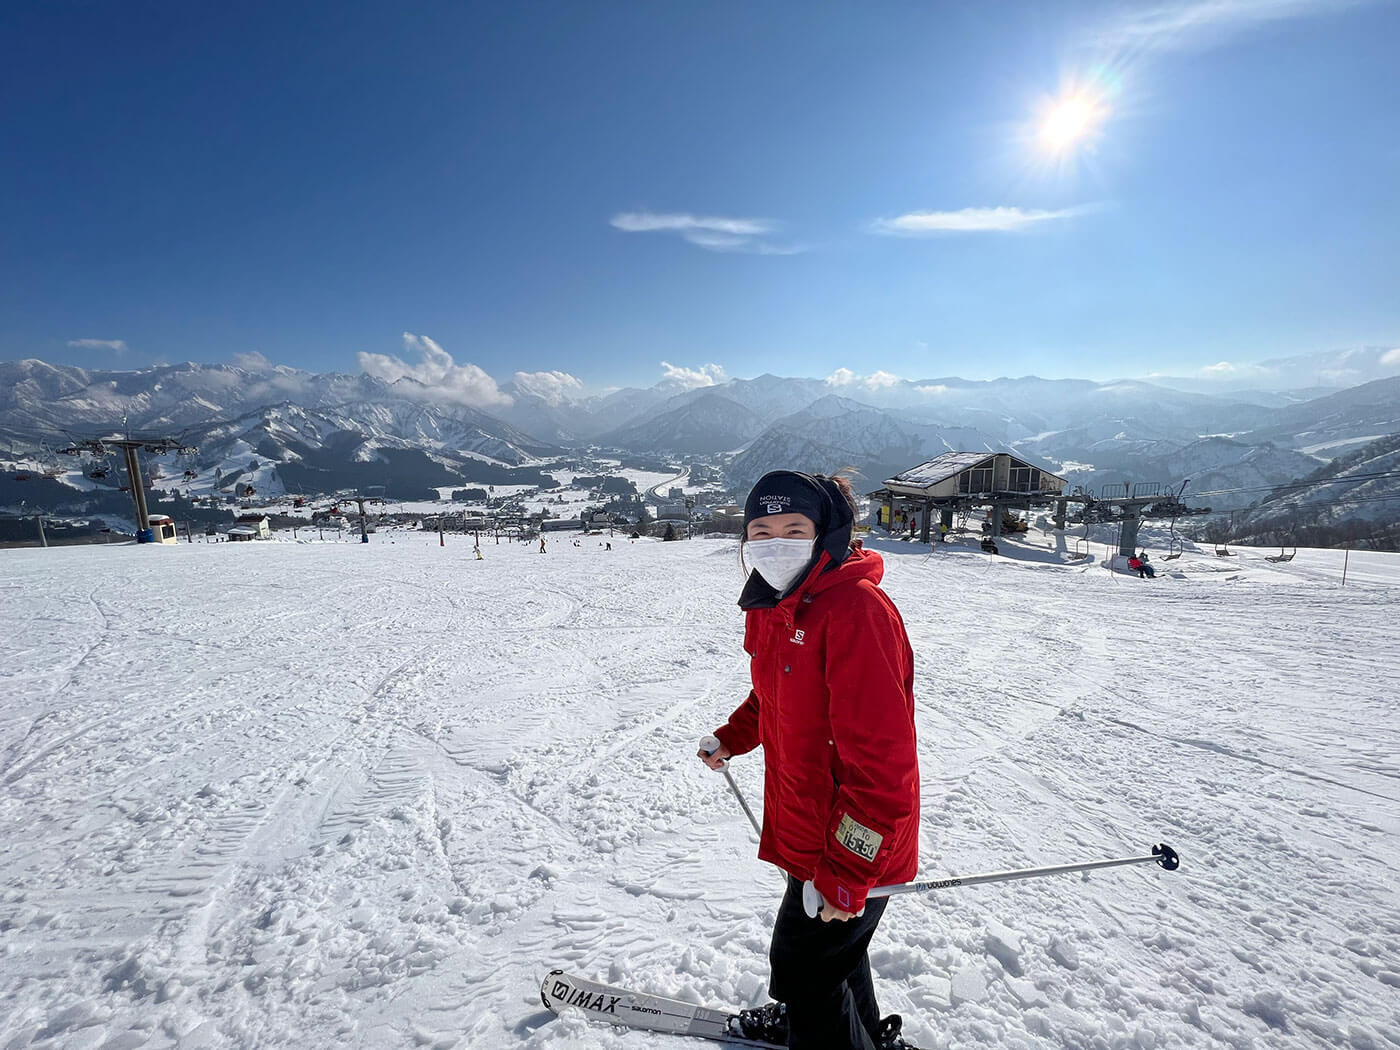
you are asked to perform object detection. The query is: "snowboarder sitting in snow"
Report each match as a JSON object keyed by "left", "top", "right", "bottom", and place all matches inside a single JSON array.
[
  {"left": 1129, "top": 552, "right": 1155, "bottom": 579},
  {"left": 699, "top": 470, "right": 920, "bottom": 1050}
]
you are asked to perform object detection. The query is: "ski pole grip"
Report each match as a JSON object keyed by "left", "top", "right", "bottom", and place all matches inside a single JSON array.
[
  {"left": 801, "top": 880, "right": 866, "bottom": 919},
  {"left": 699, "top": 734, "right": 727, "bottom": 769},
  {"left": 1153, "top": 843, "right": 1180, "bottom": 871}
]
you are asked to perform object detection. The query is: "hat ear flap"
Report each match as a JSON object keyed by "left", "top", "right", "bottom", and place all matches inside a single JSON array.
[{"left": 816, "top": 478, "right": 854, "bottom": 565}]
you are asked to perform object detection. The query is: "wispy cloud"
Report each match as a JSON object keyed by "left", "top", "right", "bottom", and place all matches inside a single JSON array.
[
  {"left": 1380, "top": 347, "right": 1400, "bottom": 369},
  {"left": 611, "top": 210, "right": 803, "bottom": 254},
  {"left": 68, "top": 338, "right": 127, "bottom": 353},
  {"left": 660, "top": 361, "right": 728, "bottom": 390},
  {"left": 513, "top": 369, "right": 584, "bottom": 406},
  {"left": 871, "top": 206, "right": 1087, "bottom": 235},
  {"left": 1094, "top": 0, "right": 1379, "bottom": 53},
  {"left": 1199, "top": 360, "right": 1276, "bottom": 379},
  {"left": 358, "top": 333, "right": 512, "bottom": 409},
  {"left": 611, "top": 212, "right": 773, "bottom": 237}
]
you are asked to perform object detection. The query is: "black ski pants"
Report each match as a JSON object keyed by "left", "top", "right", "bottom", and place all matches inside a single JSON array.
[{"left": 768, "top": 875, "right": 889, "bottom": 1050}]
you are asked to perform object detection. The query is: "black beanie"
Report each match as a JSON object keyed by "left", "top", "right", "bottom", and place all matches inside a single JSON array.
[{"left": 743, "top": 471, "right": 855, "bottom": 570}]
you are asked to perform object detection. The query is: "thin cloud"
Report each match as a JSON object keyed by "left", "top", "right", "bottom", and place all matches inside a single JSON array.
[
  {"left": 1199, "top": 360, "right": 1277, "bottom": 380},
  {"left": 358, "top": 333, "right": 512, "bottom": 410},
  {"left": 660, "top": 361, "right": 727, "bottom": 390},
  {"left": 611, "top": 211, "right": 773, "bottom": 237},
  {"left": 1380, "top": 347, "right": 1400, "bottom": 368},
  {"left": 231, "top": 350, "right": 273, "bottom": 370},
  {"left": 68, "top": 338, "right": 127, "bottom": 352},
  {"left": 872, "top": 206, "right": 1086, "bottom": 235},
  {"left": 1095, "top": 0, "right": 1379, "bottom": 53},
  {"left": 611, "top": 210, "right": 803, "bottom": 254}
]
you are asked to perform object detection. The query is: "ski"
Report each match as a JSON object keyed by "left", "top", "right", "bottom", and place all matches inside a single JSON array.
[
  {"left": 540, "top": 969, "right": 781, "bottom": 1046},
  {"left": 539, "top": 969, "right": 928, "bottom": 1048}
]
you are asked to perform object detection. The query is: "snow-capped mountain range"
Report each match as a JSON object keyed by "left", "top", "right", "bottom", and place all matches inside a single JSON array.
[{"left": 2, "top": 356, "right": 1397, "bottom": 519}]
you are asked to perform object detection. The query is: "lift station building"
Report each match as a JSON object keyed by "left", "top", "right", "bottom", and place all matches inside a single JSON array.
[{"left": 871, "top": 451, "right": 1069, "bottom": 543}]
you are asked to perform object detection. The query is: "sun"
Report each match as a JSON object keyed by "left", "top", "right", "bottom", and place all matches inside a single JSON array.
[{"left": 1039, "top": 93, "right": 1103, "bottom": 152}]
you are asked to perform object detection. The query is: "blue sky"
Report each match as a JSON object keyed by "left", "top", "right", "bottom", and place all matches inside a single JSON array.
[{"left": 2, "top": 0, "right": 1397, "bottom": 397}]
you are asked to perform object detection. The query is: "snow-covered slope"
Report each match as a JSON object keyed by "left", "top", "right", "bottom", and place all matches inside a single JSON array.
[
  {"left": 2, "top": 535, "right": 1396, "bottom": 1049},
  {"left": 1240, "top": 431, "right": 1400, "bottom": 536}
]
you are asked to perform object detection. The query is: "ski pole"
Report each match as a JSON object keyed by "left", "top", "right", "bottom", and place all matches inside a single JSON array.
[
  {"left": 699, "top": 735, "right": 763, "bottom": 839},
  {"left": 802, "top": 842, "right": 1180, "bottom": 918}
]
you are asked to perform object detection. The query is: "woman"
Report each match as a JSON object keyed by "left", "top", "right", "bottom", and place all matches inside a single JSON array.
[{"left": 699, "top": 470, "right": 920, "bottom": 1050}]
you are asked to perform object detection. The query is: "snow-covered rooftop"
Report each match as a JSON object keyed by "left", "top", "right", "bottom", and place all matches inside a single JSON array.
[{"left": 885, "top": 451, "right": 996, "bottom": 487}]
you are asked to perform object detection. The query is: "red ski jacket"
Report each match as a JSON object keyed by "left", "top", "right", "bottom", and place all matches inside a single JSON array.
[{"left": 713, "top": 546, "right": 919, "bottom": 913}]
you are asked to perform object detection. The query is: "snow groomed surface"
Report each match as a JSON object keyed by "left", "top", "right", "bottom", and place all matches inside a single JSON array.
[{"left": 2, "top": 532, "right": 1397, "bottom": 1047}]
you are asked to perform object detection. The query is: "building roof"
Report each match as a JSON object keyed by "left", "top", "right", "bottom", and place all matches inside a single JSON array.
[{"left": 885, "top": 452, "right": 997, "bottom": 488}]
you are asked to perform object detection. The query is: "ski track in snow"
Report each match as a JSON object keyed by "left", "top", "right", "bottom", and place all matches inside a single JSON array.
[{"left": 1, "top": 534, "right": 1397, "bottom": 1049}]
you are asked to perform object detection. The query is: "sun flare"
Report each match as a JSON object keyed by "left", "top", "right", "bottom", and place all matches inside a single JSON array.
[{"left": 1040, "top": 94, "right": 1103, "bottom": 151}]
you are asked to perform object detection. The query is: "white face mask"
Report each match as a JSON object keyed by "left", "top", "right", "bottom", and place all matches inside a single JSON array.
[{"left": 744, "top": 537, "right": 816, "bottom": 593}]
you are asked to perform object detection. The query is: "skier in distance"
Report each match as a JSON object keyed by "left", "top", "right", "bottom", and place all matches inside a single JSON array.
[{"left": 699, "top": 471, "right": 920, "bottom": 1050}]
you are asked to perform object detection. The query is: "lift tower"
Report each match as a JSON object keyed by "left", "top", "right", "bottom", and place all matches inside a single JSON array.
[{"left": 59, "top": 435, "right": 198, "bottom": 543}]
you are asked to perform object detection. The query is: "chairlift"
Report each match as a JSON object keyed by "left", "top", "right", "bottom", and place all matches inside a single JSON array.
[
  {"left": 1069, "top": 520, "right": 1090, "bottom": 560},
  {"left": 1214, "top": 542, "right": 1235, "bottom": 557},
  {"left": 1163, "top": 480, "right": 1188, "bottom": 560},
  {"left": 87, "top": 460, "right": 111, "bottom": 479},
  {"left": 1265, "top": 543, "right": 1297, "bottom": 564}
]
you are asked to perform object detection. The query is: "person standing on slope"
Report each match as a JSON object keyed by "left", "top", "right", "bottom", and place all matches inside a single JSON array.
[{"left": 699, "top": 471, "right": 920, "bottom": 1050}]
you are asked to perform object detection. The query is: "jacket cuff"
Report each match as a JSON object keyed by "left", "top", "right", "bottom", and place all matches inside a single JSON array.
[
  {"left": 813, "top": 863, "right": 870, "bottom": 915},
  {"left": 713, "top": 725, "right": 755, "bottom": 757},
  {"left": 814, "top": 806, "right": 896, "bottom": 913}
]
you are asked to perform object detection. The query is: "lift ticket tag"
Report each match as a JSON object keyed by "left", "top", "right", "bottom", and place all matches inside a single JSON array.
[{"left": 835, "top": 813, "right": 882, "bottom": 863}]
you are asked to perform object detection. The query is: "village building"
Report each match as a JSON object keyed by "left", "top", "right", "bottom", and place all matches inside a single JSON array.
[{"left": 228, "top": 513, "right": 271, "bottom": 541}]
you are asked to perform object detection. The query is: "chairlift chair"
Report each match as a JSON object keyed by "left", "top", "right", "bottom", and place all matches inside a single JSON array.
[
  {"left": 1068, "top": 520, "right": 1090, "bottom": 560},
  {"left": 1215, "top": 542, "right": 1235, "bottom": 557},
  {"left": 1265, "top": 543, "right": 1297, "bottom": 564},
  {"left": 1162, "top": 479, "right": 1189, "bottom": 560}
]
